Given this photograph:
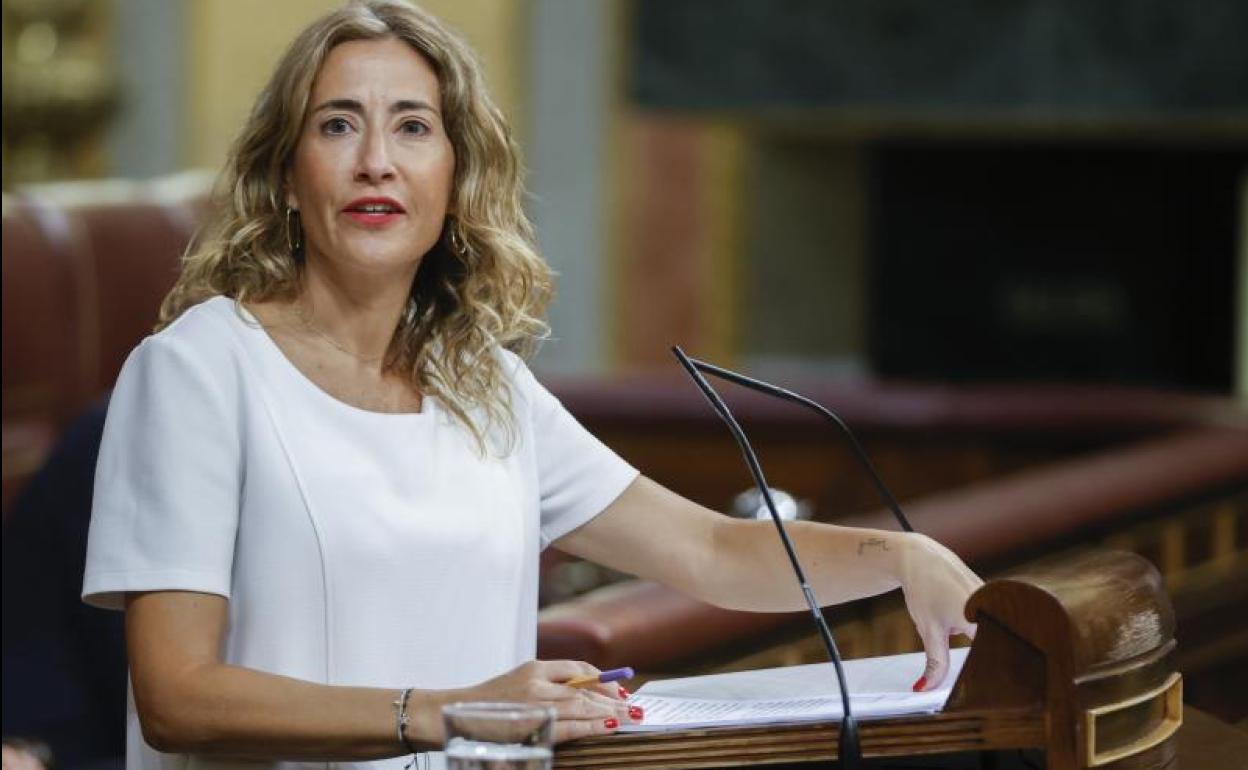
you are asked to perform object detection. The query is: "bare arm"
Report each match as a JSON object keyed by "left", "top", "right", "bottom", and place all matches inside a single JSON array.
[
  {"left": 125, "top": 592, "right": 634, "bottom": 758},
  {"left": 555, "top": 476, "right": 982, "bottom": 688}
]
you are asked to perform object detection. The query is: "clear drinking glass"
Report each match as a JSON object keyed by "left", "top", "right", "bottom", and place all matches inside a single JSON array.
[{"left": 443, "top": 702, "right": 555, "bottom": 770}]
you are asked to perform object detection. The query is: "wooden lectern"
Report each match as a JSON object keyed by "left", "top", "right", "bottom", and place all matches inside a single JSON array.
[{"left": 555, "top": 549, "right": 1185, "bottom": 770}]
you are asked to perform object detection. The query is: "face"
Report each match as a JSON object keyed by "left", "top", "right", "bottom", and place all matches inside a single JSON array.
[{"left": 286, "top": 37, "right": 456, "bottom": 280}]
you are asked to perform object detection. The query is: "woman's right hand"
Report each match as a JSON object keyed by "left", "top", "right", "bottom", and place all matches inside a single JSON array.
[{"left": 418, "top": 660, "right": 641, "bottom": 744}]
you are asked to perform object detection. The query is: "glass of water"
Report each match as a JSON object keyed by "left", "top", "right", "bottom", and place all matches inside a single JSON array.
[{"left": 443, "top": 702, "right": 556, "bottom": 770}]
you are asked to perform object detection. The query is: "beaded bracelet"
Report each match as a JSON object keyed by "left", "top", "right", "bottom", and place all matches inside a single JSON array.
[{"left": 394, "top": 688, "right": 418, "bottom": 754}]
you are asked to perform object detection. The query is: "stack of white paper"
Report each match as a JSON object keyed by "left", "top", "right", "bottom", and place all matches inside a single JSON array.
[{"left": 620, "top": 647, "right": 969, "bottom": 732}]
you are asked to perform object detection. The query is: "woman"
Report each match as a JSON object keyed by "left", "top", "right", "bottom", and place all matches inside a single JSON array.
[{"left": 83, "top": 1, "right": 981, "bottom": 767}]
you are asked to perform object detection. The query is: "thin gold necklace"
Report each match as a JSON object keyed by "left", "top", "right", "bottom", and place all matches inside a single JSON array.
[{"left": 296, "top": 299, "right": 388, "bottom": 365}]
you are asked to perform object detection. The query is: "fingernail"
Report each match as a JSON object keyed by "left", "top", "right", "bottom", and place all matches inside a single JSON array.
[
  {"left": 912, "top": 676, "right": 927, "bottom": 692},
  {"left": 629, "top": 705, "right": 644, "bottom": 720},
  {"left": 618, "top": 686, "right": 630, "bottom": 699},
  {"left": 604, "top": 718, "right": 619, "bottom": 729}
]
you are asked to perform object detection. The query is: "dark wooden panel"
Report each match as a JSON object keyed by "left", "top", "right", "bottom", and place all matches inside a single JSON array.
[{"left": 632, "top": 0, "right": 1248, "bottom": 113}]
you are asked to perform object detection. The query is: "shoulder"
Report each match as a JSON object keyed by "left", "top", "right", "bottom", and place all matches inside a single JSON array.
[
  {"left": 495, "top": 347, "right": 528, "bottom": 380},
  {"left": 154, "top": 295, "right": 246, "bottom": 348},
  {"left": 492, "top": 347, "right": 569, "bottom": 430},
  {"left": 120, "top": 296, "right": 249, "bottom": 397},
  {"left": 144, "top": 296, "right": 248, "bottom": 359},
  {"left": 495, "top": 347, "right": 542, "bottom": 399},
  {"left": 473, "top": 347, "right": 542, "bottom": 433}
]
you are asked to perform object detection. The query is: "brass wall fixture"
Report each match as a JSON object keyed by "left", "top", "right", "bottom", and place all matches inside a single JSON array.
[{"left": 2, "top": 0, "right": 118, "bottom": 188}]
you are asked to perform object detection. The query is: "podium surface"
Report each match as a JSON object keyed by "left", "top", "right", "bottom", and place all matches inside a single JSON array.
[{"left": 556, "top": 549, "right": 1204, "bottom": 770}]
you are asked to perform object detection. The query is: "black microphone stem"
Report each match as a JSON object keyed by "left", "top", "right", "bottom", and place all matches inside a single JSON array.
[
  {"left": 686, "top": 357, "right": 913, "bottom": 533},
  {"left": 672, "top": 346, "right": 861, "bottom": 769}
]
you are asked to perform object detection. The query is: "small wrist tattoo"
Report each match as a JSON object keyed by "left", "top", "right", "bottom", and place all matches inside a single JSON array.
[{"left": 857, "top": 537, "right": 890, "bottom": 556}]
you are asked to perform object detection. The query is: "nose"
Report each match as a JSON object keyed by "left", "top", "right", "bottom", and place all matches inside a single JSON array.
[{"left": 354, "top": 125, "right": 396, "bottom": 184}]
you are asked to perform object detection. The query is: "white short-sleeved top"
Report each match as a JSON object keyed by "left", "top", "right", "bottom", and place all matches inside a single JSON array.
[{"left": 82, "top": 296, "right": 639, "bottom": 770}]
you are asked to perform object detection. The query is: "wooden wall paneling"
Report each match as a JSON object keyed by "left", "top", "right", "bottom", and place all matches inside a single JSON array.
[{"left": 613, "top": 115, "right": 743, "bottom": 370}]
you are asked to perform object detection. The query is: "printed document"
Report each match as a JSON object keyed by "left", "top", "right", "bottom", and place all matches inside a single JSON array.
[{"left": 619, "top": 647, "right": 969, "bottom": 732}]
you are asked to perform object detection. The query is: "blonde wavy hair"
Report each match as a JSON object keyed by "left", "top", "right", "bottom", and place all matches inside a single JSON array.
[{"left": 159, "top": 0, "right": 553, "bottom": 452}]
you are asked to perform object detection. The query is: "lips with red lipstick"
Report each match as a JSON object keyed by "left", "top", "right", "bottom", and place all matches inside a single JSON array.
[{"left": 342, "top": 197, "right": 406, "bottom": 227}]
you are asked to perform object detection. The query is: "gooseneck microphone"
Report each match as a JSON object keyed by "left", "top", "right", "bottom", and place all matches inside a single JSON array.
[
  {"left": 671, "top": 346, "right": 862, "bottom": 769},
  {"left": 678, "top": 356, "right": 913, "bottom": 534}
]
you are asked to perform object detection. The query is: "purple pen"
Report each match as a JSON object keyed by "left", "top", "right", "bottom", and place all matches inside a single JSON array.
[
  {"left": 597, "top": 667, "right": 634, "bottom": 683},
  {"left": 567, "top": 666, "right": 634, "bottom": 688}
]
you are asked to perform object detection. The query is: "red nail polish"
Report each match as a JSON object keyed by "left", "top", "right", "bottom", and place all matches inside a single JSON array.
[
  {"left": 629, "top": 705, "right": 644, "bottom": 720},
  {"left": 604, "top": 717, "right": 619, "bottom": 729},
  {"left": 912, "top": 676, "right": 927, "bottom": 692},
  {"left": 618, "top": 686, "right": 630, "bottom": 699}
]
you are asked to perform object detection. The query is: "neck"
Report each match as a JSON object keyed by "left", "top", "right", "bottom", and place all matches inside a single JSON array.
[{"left": 295, "top": 259, "right": 418, "bottom": 367}]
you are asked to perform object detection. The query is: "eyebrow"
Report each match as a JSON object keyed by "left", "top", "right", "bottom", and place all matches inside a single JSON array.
[{"left": 311, "top": 98, "right": 440, "bottom": 116}]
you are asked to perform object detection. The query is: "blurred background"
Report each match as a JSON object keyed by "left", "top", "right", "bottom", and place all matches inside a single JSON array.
[
  {"left": 4, "top": 1, "right": 1248, "bottom": 767},
  {"left": 4, "top": 0, "right": 1247, "bottom": 384}
]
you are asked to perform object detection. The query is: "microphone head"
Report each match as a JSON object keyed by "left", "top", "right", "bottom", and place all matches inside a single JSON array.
[
  {"left": 838, "top": 714, "right": 862, "bottom": 770},
  {"left": 731, "top": 487, "right": 807, "bottom": 521}
]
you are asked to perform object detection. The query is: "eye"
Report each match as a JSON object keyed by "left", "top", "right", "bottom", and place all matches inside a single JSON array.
[
  {"left": 320, "top": 116, "right": 353, "bottom": 136},
  {"left": 399, "top": 118, "right": 431, "bottom": 136}
]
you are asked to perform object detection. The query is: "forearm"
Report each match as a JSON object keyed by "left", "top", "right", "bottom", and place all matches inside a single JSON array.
[
  {"left": 136, "top": 663, "right": 454, "bottom": 759},
  {"left": 127, "top": 588, "right": 633, "bottom": 757},
  {"left": 696, "top": 519, "right": 907, "bottom": 612},
  {"left": 557, "top": 478, "right": 909, "bottom": 612},
  {"left": 557, "top": 476, "right": 981, "bottom": 689}
]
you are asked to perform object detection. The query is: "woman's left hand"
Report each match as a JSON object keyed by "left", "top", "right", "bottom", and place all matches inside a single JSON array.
[{"left": 896, "top": 533, "right": 984, "bottom": 691}]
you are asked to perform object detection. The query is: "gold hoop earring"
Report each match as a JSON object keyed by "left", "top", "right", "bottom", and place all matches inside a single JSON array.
[
  {"left": 286, "top": 206, "right": 303, "bottom": 257},
  {"left": 448, "top": 221, "right": 468, "bottom": 256}
]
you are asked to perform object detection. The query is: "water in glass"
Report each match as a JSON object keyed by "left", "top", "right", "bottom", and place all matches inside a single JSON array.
[{"left": 445, "top": 738, "right": 552, "bottom": 770}]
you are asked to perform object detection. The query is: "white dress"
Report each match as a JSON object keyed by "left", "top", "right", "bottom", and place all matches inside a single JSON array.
[{"left": 82, "top": 296, "right": 639, "bottom": 770}]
